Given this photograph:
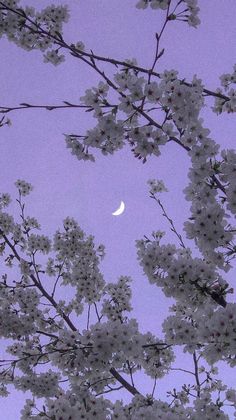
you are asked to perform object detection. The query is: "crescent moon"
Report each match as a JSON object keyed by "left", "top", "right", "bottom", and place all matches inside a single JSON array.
[{"left": 112, "top": 201, "right": 125, "bottom": 216}]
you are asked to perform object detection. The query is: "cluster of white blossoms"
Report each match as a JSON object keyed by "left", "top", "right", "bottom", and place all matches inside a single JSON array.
[
  {"left": 182, "top": 129, "right": 234, "bottom": 268},
  {"left": 69, "top": 252, "right": 105, "bottom": 304},
  {"left": 21, "top": 389, "right": 113, "bottom": 420},
  {"left": 27, "top": 233, "right": 51, "bottom": 254},
  {"left": 43, "top": 49, "right": 65, "bottom": 66},
  {"left": 163, "top": 314, "right": 198, "bottom": 353},
  {"left": 213, "top": 64, "right": 236, "bottom": 114},
  {"left": 22, "top": 216, "right": 40, "bottom": 233},
  {"left": 15, "top": 370, "right": 59, "bottom": 398},
  {"left": 7, "top": 339, "right": 46, "bottom": 376},
  {"left": 19, "top": 390, "right": 231, "bottom": 420},
  {"left": 135, "top": 0, "right": 200, "bottom": 28},
  {"left": 0, "top": 1, "right": 69, "bottom": 64},
  {"left": 101, "top": 275, "right": 133, "bottom": 321},
  {"left": 36, "top": 5, "right": 69, "bottom": 36},
  {"left": 191, "top": 390, "right": 229, "bottom": 420},
  {"left": 0, "top": 283, "right": 43, "bottom": 339},
  {"left": 124, "top": 394, "right": 191, "bottom": 419},
  {"left": 136, "top": 0, "right": 170, "bottom": 10},
  {"left": 219, "top": 149, "right": 236, "bottom": 214},
  {"left": 127, "top": 125, "right": 167, "bottom": 162},
  {"left": 50, "top": 218, "right": 106, "bottom": 304},
  {"left": 0, "top": 210, "right": 14, "bottom": 234},
  {"left": 226, "top": 388, "right": 236, "bottom": 404},
  {"left": 162, "top": 301, "right": 236, "bottom": 366},
  {"left": 160, "top": 73, "right": 204, "bottom": 130},
  {"left": 65, "top": 58, "right": 236, "bottom": 274},
  {"left": 45, "top": 393, "right": 112, "bottom": 420},
  {"left": 80, "top": 81, "right": 109, "bottom": 109},
  {"left": 220, "top": 64, "right": 236, "bottom": 90},
  {"left": 45, "top": 319, "right": 174, "bottom": 396},
  {"left": 141, "top": 331, "right": 174, "bottom": 378},
  {"left": 84, "top": 114, "right": 125, "bottom": 156},
  {"left": 0, "top": 192, "right": 11, "bottom": 209},
  {"left": 1, "top": 0, "right": 236, "bottom": 418},
  {"left": 79, "top": 319, "right": 174, "bottom": 378},
  {"left": 65, "top": 81, "right": 118, "bottom": 161},
  {"left": 213, "top": 88, "right": 236, "bottom": 114},
  {"left": 184, "top": 200, "right": 233, "bottom": 267},
  {"left": 67, "top": 74, "right": 124, "bottom": 159},
  {"left": 136, "top": 237, "right": 229, "bottom": 308},
  {"left": 53, "top": 216, "right": 85, "bottom": 259},
  {"left": 148, "top": 179, "right": 168, "bottom": 194},
  {"left": 15, "top": 179, "right": 33, "bottom": 196},
  {"left": 114, "top": 392, "right": 228, "bottom": 420},
  {"left": 66, "top": 70, "right": 205, "bottom": 163},
  {"left": 194, "top": 303, "right": 236, "bottom": 365},
  {"left": 64, "top": 61, "right": 236, "bottom": 277},
  {"left": 0, "top": 180, "right": 234, "bottom": 420},
  {"left": 65, "top": 134, "right": 96, "bottom": 162}
]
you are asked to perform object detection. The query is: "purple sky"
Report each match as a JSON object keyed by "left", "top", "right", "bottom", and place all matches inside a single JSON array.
[{"left": 1, "top": 0, "right": 236, "bottom": 417}]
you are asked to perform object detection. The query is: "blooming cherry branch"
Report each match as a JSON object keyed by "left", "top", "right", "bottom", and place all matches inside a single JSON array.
[{"left": 0, "top": 0, "right": 236, "bottom": 418}]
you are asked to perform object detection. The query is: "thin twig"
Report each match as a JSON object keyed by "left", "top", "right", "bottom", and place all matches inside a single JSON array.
[
  {"left": 151, "top": 195, "right": 186, "bottom": 249},
  {"left": 170, "top": 367, "right": 195, "bottom": 376},
  {"left": 0, "top": 102, "right": 114, "bottom": 114},
  {"left": 193, "top": 351, "right": 201, "bottom": 397},
  {"left": 87, "top": 304, "right": 91, "bottom": 330},
  {"left": 151, "top": 375, "right": 157, "bottom": 398}
]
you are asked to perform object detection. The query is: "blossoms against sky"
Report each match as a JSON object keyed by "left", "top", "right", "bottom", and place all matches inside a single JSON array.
[{"left": 0, "top": 0, "right": 236, "bottom": 419}]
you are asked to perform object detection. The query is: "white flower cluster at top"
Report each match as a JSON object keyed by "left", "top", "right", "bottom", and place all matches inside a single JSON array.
[
  {"left": 66, "top": 70, "right": 204, "bottom": 163},
  {"left": 136, "top": 0, "right": 200, "bottom": 28},
  {"left": 0, "top": 0, "right": 69, "bottom": 64}
]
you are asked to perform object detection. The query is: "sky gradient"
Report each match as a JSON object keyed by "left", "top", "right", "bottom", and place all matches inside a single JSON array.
[{"left": 1, "top": 0, "right": 236, "bottom": 417}]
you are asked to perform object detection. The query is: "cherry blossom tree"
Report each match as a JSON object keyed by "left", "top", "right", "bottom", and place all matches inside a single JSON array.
[{"left": 0, "top": 0, "right": 236, "bottom": 418}]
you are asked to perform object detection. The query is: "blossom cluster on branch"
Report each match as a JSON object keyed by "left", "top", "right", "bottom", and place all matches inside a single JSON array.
[{"left": 0, "top": 0, "right": 236, "bottom": 419}]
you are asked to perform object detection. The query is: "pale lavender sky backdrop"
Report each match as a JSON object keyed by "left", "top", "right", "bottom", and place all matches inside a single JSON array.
[{"left": 1, "top": 1, "right": 236, "bottom": 417}]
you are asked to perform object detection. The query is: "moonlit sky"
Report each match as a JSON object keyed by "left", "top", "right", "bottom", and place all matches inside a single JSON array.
[{"left": 1, "top": 0, "right": 236, "bottom": 417}]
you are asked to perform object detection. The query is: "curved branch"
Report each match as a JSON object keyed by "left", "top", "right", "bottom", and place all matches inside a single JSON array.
[
  {"left": 0, "top": 230, "right": 143, "bottom": 397},
  {"left": 109, "top": 367, "right": 140, "bottom": 396},
  {"left": 0, "top": 102, "right": 113, "bottom": 114},
  {"left": 0, "top": 1, "right": 230, "bottom": 103}
]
